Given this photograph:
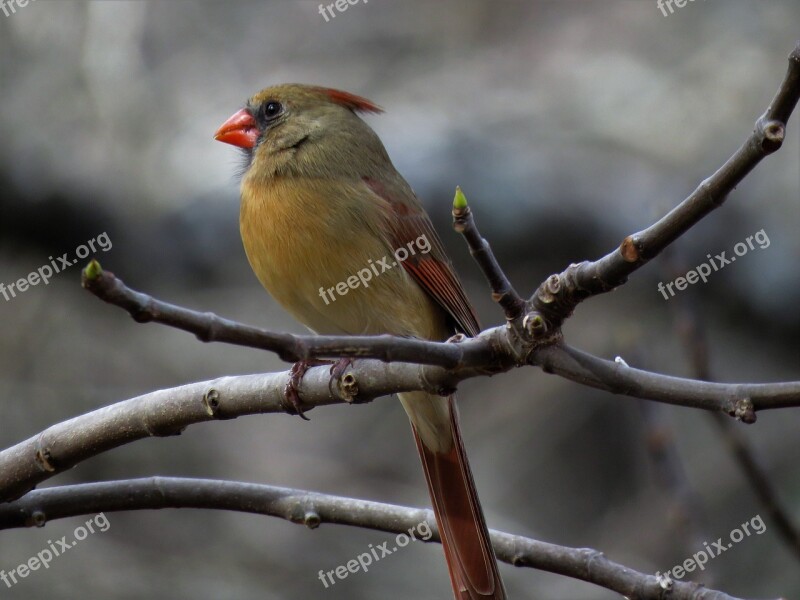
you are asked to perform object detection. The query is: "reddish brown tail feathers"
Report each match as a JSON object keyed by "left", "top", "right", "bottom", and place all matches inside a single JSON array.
[{"left": 412, "top": 396, "right": 506, "bottom": 599}]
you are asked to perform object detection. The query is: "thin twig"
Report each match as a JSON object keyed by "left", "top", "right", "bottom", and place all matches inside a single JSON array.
[
  {"left": 709, "top": 413, "right": 800, "bottom": 562},
  {"left": 452, "top": 187, "right": 526, "bottom": 322},
  {"left": 0, "top": 477, "right": 771, "bottom": 600},
  {"left": 81, "top": 261, "right": 499, "bottom": 370},
  {"left": 625, "top": 276, "right": 713, "bottom": 565},
  {"left": 534, "top": 343, "right": 800, "bottom": 417},
  {"left": 671, "top": 289, "right": 800, "bottom": 562},
  {"left": 639, "top": 399, "right": 712, "bottom": 566},
  {"left": 81, "top": 262, "right": 800, "bottom": 417},
  {"left": 528, "top": 42, "right": 800, "bottom": 329}
]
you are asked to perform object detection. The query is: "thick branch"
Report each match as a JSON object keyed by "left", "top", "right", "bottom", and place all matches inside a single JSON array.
[
  {"left": 0, "top": 477, "right": 765, "bottom": 600},
  {"left": 3, "top": 349, "right": 800, "bottom": 505},
  {"left": 529, "top": 42, "right": 800, "bottom": 328},
  {"left": 82, "top": 257, "right": 800, "bottom": 418},
  {"left": 0, "top": 363, "right": 479, "bottom": 503}
]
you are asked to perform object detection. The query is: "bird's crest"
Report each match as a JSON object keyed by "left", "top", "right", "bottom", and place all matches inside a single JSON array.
[{"left": 321, "top": 88, "right": 384, "bottom": 114}]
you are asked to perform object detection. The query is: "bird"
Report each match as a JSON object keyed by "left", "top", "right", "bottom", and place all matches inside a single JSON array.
[{"left": 215, "top": 83, "right": 506, "bottom": 599}]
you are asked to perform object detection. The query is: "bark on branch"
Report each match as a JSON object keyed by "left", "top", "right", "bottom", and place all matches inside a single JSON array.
[
  {"left": 527, "top": 42, "right": 800, "bottom": 330},
  {"left": 3, "top": 39, "right": 799, "bottom": 600},
  {"left": 0, "top": 477, "right": 768, "bottom": 600}
]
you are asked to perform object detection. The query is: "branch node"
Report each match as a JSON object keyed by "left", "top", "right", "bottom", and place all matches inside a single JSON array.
[
  {"left": 544, "top": 274, "right": 561, "bottom": 297},
  {"left": 446, "top": 333, "right": 467, "bottom": 344},
  {"left": 758, "top": 117, "right": 786, "bottom": 152},
  {"left": 655, "top": 572, "right": 674, "bottom": 590},
  {"left": 34, "top": 447, "right": 56, "bottom": 473},
  {"left": 203, "top": 388, "right": 221, "bottom": 417},
  {"left": 523, "top": 312, "right": 548, "bottom": 339},
  {"left": 619, "top": 235, "right": 640, "bottom": 263},
  {"left": 303, "top": 510, "right": 321, "bottom": 530},
  {"left": 583, "top": 548, "right": 605, "bottom": 575},
  {"left": 511, "top": 553, "right": 527, "bottom": 567},
  {"left": 132, "top": 304, "right": 155, "bottom": 324},
  {"left": 338, "top": 373, "right": 359, "bottom": 403},
  {"left": 732, "top": 398, "right": 757, "bottom": 424},
  {"left": 195, "top": 312, "right": 219, "bottom": 342},
  {"left": 28, "top": 510, "right": 47, "bottom": 528}
]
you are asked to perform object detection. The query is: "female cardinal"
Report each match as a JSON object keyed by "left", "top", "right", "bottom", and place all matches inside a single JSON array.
[{"left": 215, "top": 84, "right": 506, "bottom": 599}]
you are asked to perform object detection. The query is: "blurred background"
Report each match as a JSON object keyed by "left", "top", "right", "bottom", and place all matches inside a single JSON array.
[{"left": 0, "top": 1, "right": 798, "bottom": 598}]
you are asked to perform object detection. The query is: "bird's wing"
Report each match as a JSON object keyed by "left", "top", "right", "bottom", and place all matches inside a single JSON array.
[{"left": 363, "top": 176, "right": 481, "bottom": 338}]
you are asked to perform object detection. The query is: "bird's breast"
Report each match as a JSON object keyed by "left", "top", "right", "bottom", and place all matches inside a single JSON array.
[{"left": 239, "top": 176, "right": 445, "bottom": 339}]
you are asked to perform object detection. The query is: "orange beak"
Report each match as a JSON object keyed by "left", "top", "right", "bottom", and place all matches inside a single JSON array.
[{"left": 214, "top": 108, "right": 259, "bottom": 149}]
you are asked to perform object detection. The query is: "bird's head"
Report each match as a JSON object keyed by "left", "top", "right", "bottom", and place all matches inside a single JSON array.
[{"left": 214, "top": 83, "right": 388, "bottom": 179}]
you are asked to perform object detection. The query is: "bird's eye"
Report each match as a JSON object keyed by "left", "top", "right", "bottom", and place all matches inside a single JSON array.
[{"left": 262, "top": 101, "right": 283, "bottom": 120}]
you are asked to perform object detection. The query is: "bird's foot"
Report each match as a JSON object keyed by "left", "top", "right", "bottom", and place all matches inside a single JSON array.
[
  {"left": 329, "top": 357, "right": 355, "bottom": 381},
  {"left": 285, "top": 359, "right": 330, "bottom": 420}
]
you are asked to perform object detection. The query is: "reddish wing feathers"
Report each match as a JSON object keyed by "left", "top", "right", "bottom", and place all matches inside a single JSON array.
[
  {"left": 321, "top": 88, "right": 384, "bottom": 114},
  {"left": 404, "top": 257, "right": 480, "bottom": 337},
  {"left": 363, "top": 177, "right": 480, "bottom": 338},
  {"left": 362, "top": 177, "right": 503, "bottom": 598}
]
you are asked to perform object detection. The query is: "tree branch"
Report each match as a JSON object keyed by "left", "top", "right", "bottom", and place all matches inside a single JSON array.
[
  {"left": 0, "top": 364, "right": 474, "bottom": 503},
  {"left": 5, "top": 41, "right": 797, "bottom": 600},
  {"left": 451, "top": 187, "right": 526, "bottom": 322},
  {"left": 670, "top": 287, "right": 800, "bottom": 562},
  {"left": 80, "top": 260, "right": 800, "bottom": 415},
  {"left": 81, "top": 260, "right": 500, "bottom": 371},
  {"left": 528, "top": 42, "right": 800, "bottom": 329},
  {"left": 639, "top": 399, "right": 713, "bottom": 566},
  {"left": 534, "top": 343, "right": 800, "bottom": 420},
  {"left": 2, "top": 345, "right": 800, "bottom": 505},
  {"left": 0, "top": 477, "right": 769, "bottom": 600}
]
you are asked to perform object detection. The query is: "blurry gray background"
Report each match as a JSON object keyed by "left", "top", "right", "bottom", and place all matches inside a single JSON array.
[{"left": 0, "top": 1, "right": 798, "bottom": 598}]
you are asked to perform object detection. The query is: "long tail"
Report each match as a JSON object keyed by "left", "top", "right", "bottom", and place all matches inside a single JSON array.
[{"left": 402, "top": 392, "right": 506, "bottom": 599}]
